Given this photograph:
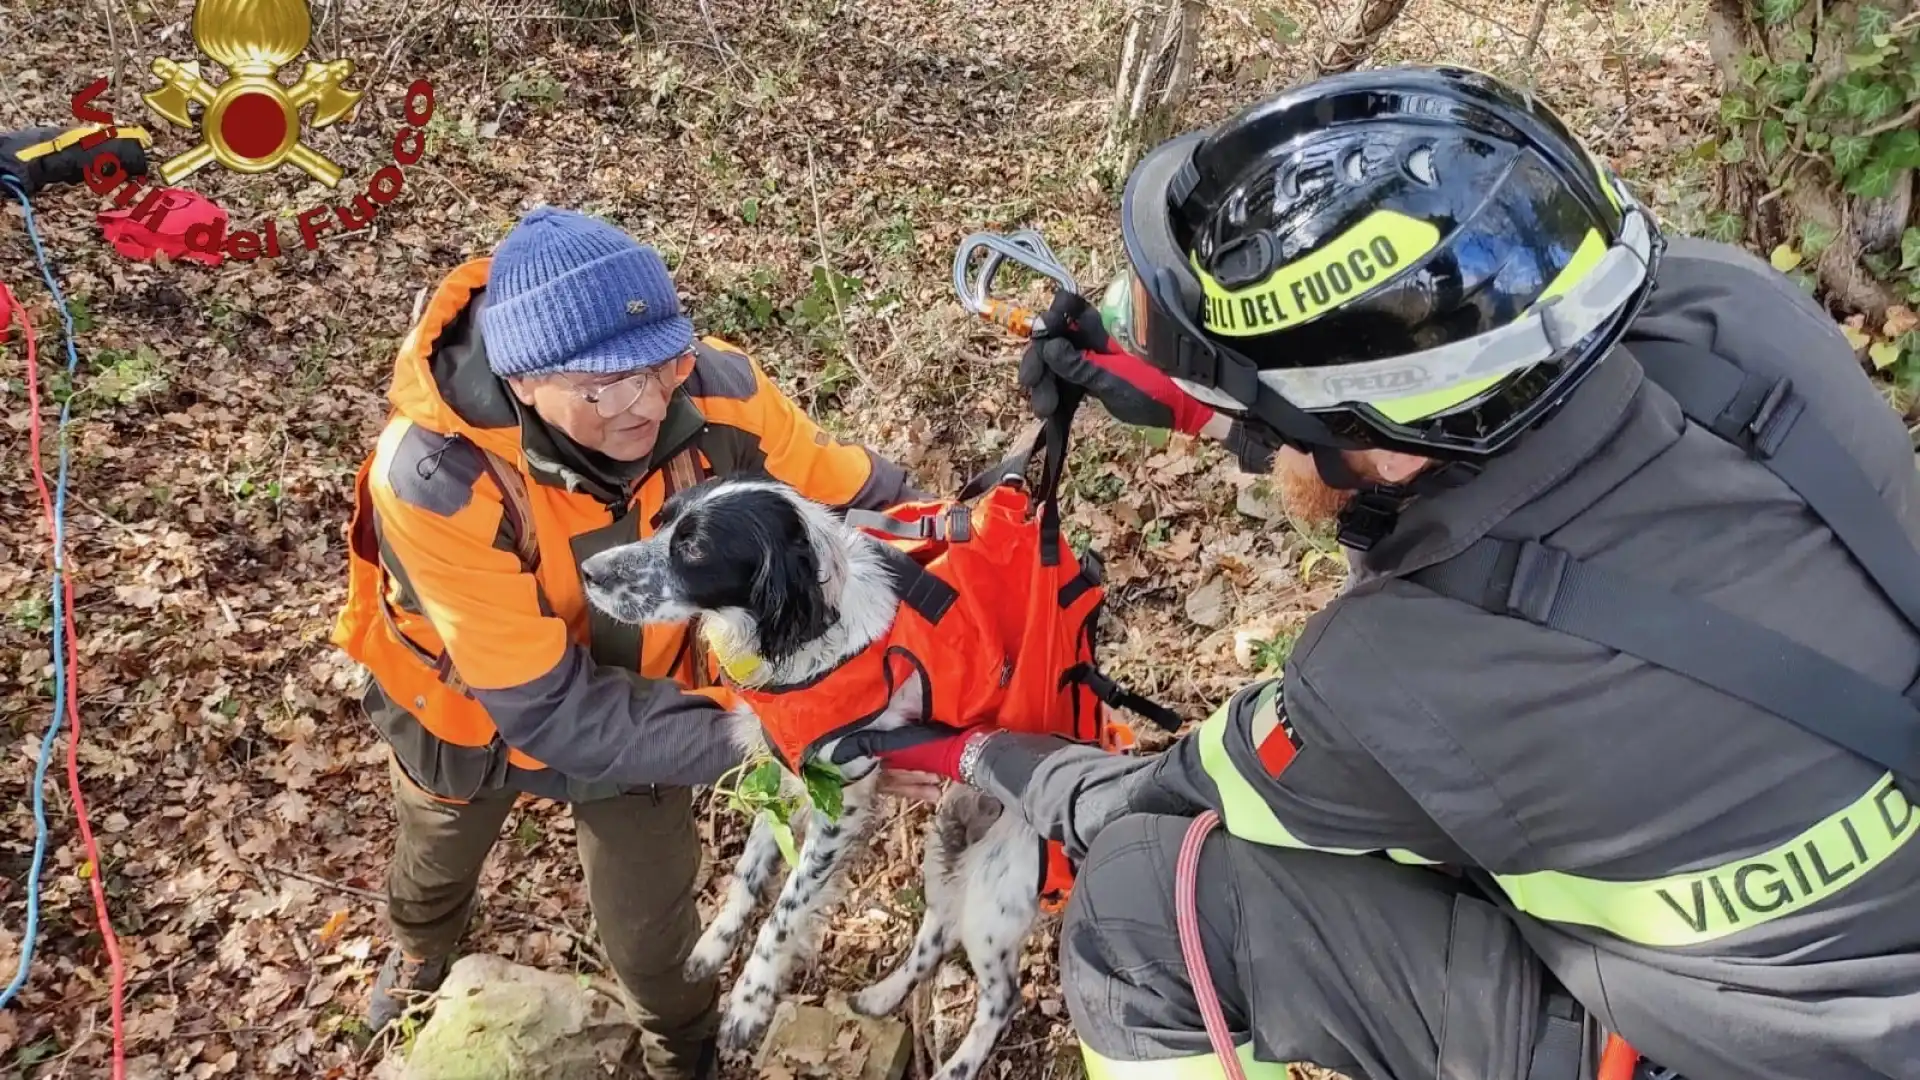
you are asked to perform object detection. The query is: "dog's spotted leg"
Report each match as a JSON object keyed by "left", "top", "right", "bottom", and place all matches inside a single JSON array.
[
  {"left": 686, "top": 809, "right": 792, "bottom": 982},
  {"left": 933, "top": 811, "right": 1042, "bottom": 1080},
  {"left": 717, "top": 774, "right": 878, "bottom": 1052},
  {"left": 849, "top": 895, "right": 950, "bottom": 1017}
]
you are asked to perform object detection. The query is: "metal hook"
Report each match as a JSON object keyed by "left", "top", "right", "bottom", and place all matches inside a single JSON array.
[{"left": 952, "top": 229, "right": 1081, "bottom": 336}]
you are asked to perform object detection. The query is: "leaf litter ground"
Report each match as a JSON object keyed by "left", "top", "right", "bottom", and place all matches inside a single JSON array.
[{"left": 0, "top": 0, "right": 1718, "bottom": 1075}]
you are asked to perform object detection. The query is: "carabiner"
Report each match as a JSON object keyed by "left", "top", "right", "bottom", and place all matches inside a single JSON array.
[{"left": 952, "top": 229, "right": 1081, "bottom": 337}]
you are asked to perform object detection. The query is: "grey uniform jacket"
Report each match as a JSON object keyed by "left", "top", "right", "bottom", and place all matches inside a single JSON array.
[{"left": 977, "top": 237, "right": 1920, "bottom": 1080}]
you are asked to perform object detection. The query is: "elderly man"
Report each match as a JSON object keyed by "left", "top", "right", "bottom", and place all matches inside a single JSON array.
[{"left": 332, "top": 207, "right": 921, "bottom": 1078}]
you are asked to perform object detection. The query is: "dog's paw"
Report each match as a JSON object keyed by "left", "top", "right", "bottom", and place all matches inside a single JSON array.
[
  {"left": 849, "top": 981, "right": 905, "bottom": 1018},
  {"left": 683, "top": 928, "right": 734, "bottom": 982},
  {"left": 717, "top": 1002, "right": 772, "bottom": 1053}
]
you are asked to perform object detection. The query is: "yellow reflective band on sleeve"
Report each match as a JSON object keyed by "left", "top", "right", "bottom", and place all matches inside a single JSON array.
[
  {"left": 1494, "top": 772, "right": 1917, "bottom": 947},
  {"left": 1195, "top": 211, "right": 1442, "bottom": 337},
  {"left": 1082, "top": 1039, "right": 1291, "bottom": 1080},
  {"left": 1195, "top": 688, "right": 1435, "bottom": 866}
]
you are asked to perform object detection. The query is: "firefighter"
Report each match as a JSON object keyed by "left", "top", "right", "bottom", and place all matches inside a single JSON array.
[
  {"left": 868, "top": 67, "right": 1920, "bottom": 1080},
  {"left": 331, "top": 206, "right": 922, "bottom": 1078}
]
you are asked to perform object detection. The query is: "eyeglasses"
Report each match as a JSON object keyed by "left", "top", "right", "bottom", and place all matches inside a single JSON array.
[{"left": 566, "top": 355, "right": 686, "bottom": 418}]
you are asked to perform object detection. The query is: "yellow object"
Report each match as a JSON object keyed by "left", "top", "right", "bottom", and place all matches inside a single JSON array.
[
  {"left": 142, "top": 0, "right": 363, "bottom": 187},
  {"left": 1193, "top": 210, "right": 1443, "bottom": 336}
]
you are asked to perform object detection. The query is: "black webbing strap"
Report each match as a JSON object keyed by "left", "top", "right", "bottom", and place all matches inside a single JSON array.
[
  {"left": 1630, "top": 339, "right": 1920, "bottom": 632},
  {"left": 1407, "top": 339, "right": 1920, "bottom": 782},
  {"left": 1414, "top": 536, "right": 1920, "bottom": 781},
  {"left": 1066, "top": 664, "right": 1185, "bottom": 732},
  {"left": 873, "top": 543, "right": 959, "bottom": 624}
]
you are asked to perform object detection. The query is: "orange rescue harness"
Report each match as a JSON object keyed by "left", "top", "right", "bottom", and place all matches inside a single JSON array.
[{"left": 715, "top": 415, "right": 1183, "bottom": 910}]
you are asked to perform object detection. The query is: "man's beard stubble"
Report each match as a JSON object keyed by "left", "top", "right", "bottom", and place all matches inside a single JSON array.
[{"left": 1272, "top": 453, "right": 1354, "bottom": 533}]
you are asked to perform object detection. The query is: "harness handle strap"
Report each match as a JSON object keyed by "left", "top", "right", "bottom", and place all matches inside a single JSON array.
[
  {"left": 1630, "top": 339, "right": 1920, "bottom": 634},
  {"left": 1065, "top": 663, "right": 1185, "bottom": 732},
  {"left": 1414, "top": 537, "right": 1920, "bottom": 783}
]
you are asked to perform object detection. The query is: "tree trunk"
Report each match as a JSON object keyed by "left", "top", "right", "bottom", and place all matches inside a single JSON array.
[
  {"left": 1704, "top": 0, "right": 1919, "bottom": 353},
  {"left": 1103, "top": 0, "right": 1207, "bottom": 177},
  {"left": 1317, "top": 0, "right": 1414, "bottom": 76}
]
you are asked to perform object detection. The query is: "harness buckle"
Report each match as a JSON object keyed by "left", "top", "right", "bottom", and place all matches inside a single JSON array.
[
  {"left": 1505, "top": 542, "right": 1571, "bottom": 624},
  {"left": 1336, "top": 491, "right": 1402, "bottom": 552},
  {"left": 1745, "top": 377, "right": 1798, "bottom": 460}
]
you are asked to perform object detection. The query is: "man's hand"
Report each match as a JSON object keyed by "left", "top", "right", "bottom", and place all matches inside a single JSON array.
[{"left": 1019, "top": 290, "right": 1215, "bottom": 435}]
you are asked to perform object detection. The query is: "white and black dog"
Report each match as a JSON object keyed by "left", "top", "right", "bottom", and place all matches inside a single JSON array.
[{"left": 579, "top": 476, "right": 1045, "bottom": 1080}]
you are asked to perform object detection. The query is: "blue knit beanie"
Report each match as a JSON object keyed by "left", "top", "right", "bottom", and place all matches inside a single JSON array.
[{"left": 480, "top": 207, "right": 693, "bottom": 377}]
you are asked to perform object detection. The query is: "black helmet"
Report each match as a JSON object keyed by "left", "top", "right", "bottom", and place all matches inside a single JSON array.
[{"left": 1117, "top": 65, "right": 1663, "bottom": 462}]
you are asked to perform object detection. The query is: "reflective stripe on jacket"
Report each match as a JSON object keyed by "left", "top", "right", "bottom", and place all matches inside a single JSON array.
[{"left": 331, "top": 258, "right": 919, "bottom": 801}]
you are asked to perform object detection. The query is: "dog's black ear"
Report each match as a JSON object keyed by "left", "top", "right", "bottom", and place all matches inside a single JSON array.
[{"left": 751, "top": 536, "right": 835, "bottom": 662}]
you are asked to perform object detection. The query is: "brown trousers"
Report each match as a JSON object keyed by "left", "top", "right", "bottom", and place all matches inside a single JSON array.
[{"left": 385, "top": 757, "right": 717, "bottom": 1079}]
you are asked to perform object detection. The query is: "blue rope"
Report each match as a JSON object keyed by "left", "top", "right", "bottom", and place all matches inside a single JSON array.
[{"left": 1, "top": 174, "right": 81, "bottom": 1009}]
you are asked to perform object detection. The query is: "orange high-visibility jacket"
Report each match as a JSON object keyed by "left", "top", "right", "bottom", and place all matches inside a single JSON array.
[{"left": 331, "top": 259, "right": 919, "bottom": 802}]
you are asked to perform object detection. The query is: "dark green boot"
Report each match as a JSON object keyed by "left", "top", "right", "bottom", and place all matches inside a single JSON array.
[{"left": 368, "top": 950, "right": 451, "bottom": 1034}]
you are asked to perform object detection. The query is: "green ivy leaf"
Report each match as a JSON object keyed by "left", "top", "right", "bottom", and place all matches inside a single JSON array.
[
  {"left": 1737, "top": 52, "right": 1770, "bottom": 88},
  {"left": 739, "top": 197, "right": 759, "bottom": 224},
  {"left": 801, "top": 759, "right": 845, "bottom": 822},
  {"left": 1857, "top": 81, "right": 1902, "bottom": 124},
  {"left": 1761, "top": 0, "right": 1801, "bottom": 25},
  {"left": 1805, "top": 130, "right": 1832, "bottom": 151},
  {"left": 1719, "top": 138, "right": 1749, "bottom": 165},
  {"left": 1707, "top": 211, "right": 1745, "bottom": 245},
  {"left": 740, "top": 759, "right": 782, "bottom": 800},
  {"left": 1761, "top": 118, "right": 1790, "bottom": 162},
  {"left": 1801, "top": 220, "right": 1838, "bottom": 259},
  {"left": 1866, "top": 250, "right": 1900, "bottom": 278},
  {"left": 1902, "top": 227, "right": 1920, "bottom": 271},
  {"left": 1844, "top": 47, "right": 1894, "bottom": 72},
  {"left": 1719, "top": 94, "right": 1755, "bottom": 125},
  {"left": 1846, "top": 156, "right": 1899, "bottom": 198},
  {"left": 1855, "top": 4, "right": 1894, "bottom": 45},
  {"left": 1831, "top": 132, "right": 1874, "bottom": 173},
  {"left": 1879, "top": 130, "right": 1920, "bottom": 170},
  {"left": 1788, "top": 28, "right": 1815, "bottom": 56}
]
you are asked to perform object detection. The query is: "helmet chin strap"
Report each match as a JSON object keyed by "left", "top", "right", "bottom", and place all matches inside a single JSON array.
[{"left": 1310, "top": 445, "right": 1482, "bottom": 552}]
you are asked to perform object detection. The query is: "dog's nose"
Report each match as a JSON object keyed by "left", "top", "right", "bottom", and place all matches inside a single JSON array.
[{"left": 580, "top": 558, "right": 605, "bottom": 588}]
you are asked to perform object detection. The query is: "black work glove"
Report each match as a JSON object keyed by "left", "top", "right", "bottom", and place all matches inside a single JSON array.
[{"left": 1018, "top": 289, "right": 1217, "bottom": 434}]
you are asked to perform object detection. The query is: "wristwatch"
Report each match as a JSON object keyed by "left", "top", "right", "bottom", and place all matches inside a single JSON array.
[{"left": 956, "top": 728, "right": 1001, "bottom": 786}]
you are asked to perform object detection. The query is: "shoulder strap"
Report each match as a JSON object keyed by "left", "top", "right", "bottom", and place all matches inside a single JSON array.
[
  {"left": 1407, "top": 340, "right": 1920, "bottom": 782},
  {"left": 1412, "top": 538, "right": 1920, "bottom": 781},
  {"left": 1629, "top": 339, "right": 1920, "bottom": 632},
  {"left": 473, "top": 446, "right": 540, "bottom": 574}
]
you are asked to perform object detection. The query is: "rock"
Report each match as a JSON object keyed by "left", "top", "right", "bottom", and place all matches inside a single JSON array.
[
  {"left": 754, "top": 1000, "right": 911, "bottom": 1080},
  {"left": 1233, "top": 479, "right": 1281, "bottom": 522},
  {"left": 401, "top": 955, "right": 636, "bottom": 1080},
  {"left": 1185, "top": 576, "right": 1231, "bottom": 629}
]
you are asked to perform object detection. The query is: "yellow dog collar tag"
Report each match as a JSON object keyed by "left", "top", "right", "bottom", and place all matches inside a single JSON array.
[{"left": 702, "top": 623, "right": 765, "bottom": 686}]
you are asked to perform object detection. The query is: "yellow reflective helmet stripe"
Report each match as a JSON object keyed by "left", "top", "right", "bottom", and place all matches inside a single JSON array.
[
  {"left": 1081, "top": 1039, "right": 1291, "bottom": 1080},
  {"left": 1195, "top": 687, "right": 1438, "bottom": 866},
  {"left": 1370, "top": 224, "right": 1610, "bottom": 424},
  {"left": 1193, "top": 211, "right": 1442, "bottom": 338},
  {"left": 1494, "top": 771, "right": 1918, "bottom": 947}
]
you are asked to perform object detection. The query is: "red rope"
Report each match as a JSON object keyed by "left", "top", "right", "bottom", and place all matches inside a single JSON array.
[
  {"left": 7, "top": 282, "right": 128, "bottom": 1076},
  {"left": 1174, "top": 810, "right": 1247, "bottom": 1080}
]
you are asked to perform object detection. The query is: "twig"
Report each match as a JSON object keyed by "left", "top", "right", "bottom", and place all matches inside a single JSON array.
[
  {"left": 1519, "top": 0, "right": 1550, "bottom": 81},
  {"left": 804, "top": 139, "right": 874, "bottom": 391},
  {"left": 490, "top": 910, "right": 611, "bottom": 973},
  {"left": 261, "top": 863, "right": 386, "bottom": 902},
  {"left": 1860, "top": 101, "right": 1920, "bottom": 140}
]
